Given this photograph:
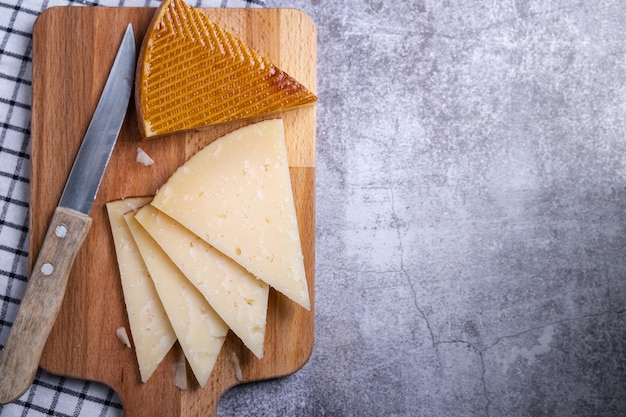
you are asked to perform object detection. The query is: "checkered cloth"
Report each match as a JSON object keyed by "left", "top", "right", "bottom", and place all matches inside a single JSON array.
[{"left": 0, "top": 0, "right": 264, "bottom": 415}]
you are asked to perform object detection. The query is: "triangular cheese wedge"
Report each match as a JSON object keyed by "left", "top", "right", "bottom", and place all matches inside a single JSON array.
[
  {"left": 151, "top": 119, "right": 310, "bottom": 310},
  {"left": 135, "top": 0, "right": 317, "bottom": 139},
  {"left": 135, "top": 204, "right": 269, "bottom": 358},
  {"left": 106, "top": 198, "right": 176, "bottom": 383},
  {"left": 124, "top": 212, "right": 228, "bottom": 387}
]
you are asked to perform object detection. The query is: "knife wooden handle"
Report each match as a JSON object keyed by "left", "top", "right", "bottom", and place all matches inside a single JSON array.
[{"left": 0, "top": 207, "right": 92, "bottom": 403}]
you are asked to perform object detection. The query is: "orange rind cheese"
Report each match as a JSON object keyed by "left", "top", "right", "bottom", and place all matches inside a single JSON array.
[{"left": 136, "top": 0, "right": 318, "bottom": 139}]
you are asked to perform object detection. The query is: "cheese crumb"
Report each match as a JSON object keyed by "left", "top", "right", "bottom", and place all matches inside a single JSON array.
[
  {"left": 174, "top": 349, "right": 188, "bottom": 390},
  {"left": 115, "top": 326, "right": 132, "bottom": 348},
  {"left": 229, "top": 351, "right": 243, "bottom": 381},
  {"left": 136, "top": 147, "right": 155, "bottom": 166}
]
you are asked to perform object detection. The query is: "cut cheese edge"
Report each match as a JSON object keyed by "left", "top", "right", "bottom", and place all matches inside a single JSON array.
[
  {"left": 106, "top": 197, "right": 176, "bottom": 383},
  {"left": 124, "top": 212, "right": 228, "bottom": 387},
  {"left": 151, "top": 119, "right": 310, "bottom": 310},
  {"left": 135, "top": 204, "right": 269, "bottom": 358},
  {"left": 136, "top": 0, "right": 317, "bottom": 139}
]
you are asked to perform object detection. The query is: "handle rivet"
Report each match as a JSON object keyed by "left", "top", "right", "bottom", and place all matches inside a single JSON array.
[
  {"left": 41, "top": 263, "right": 54, "bottom": 276},
  {"left": 55, "top": 224, "right": 68, "bottom": 238}
]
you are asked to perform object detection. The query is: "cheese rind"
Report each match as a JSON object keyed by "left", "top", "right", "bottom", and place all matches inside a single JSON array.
[
  {"left": 106, "top": 198, "right": 176, "bottom": 383},
  {"left": 151, "top": 119, "right": 310, "bottom": 310},
  {"left": 135, "top": 204, "right": 269, "bottom": 358},
  {"left": 136, "top": 0, "right": 317, "bottom": 139},
  {"left": 124, "top": 212, "right": 228, "bottom": 387}
]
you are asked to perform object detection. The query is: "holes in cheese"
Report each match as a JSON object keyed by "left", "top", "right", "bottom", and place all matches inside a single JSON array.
[
  {"left": 106, "top": 197, "right": 176, "bottom": 383},
  {"left": 134, "top": 204, "right": 268, "bottom": 359},
  {"left": 151, "top": 119, "right": 310, "bottom": 310},
  {"left": 124, "top": 212, "right": 228, "bottom": 388}
]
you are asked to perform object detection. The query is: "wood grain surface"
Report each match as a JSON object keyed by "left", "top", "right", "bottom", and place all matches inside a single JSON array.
[{"left": 30, "top": 6, "right": 316, "bottom": 417}]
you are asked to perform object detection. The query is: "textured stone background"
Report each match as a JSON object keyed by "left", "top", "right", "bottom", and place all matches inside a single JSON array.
[{"left": 218, "top": 1, "right": 626, "bottom": 416}]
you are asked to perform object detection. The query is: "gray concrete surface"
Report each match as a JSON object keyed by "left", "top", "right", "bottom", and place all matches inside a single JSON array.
[{"left": 219, "top": 1, "right": 626, "bottom": 416}]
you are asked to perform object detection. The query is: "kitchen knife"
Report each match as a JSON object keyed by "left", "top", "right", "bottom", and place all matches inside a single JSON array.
[{"left": 0, "top": 24, "right": 136, "bottom": 404}]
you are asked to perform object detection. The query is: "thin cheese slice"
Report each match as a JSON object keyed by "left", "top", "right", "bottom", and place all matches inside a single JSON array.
[
  {"left": 135, "top": 204, "right": 269, "bottom": 358},
  {"left": 106, "top": 198, "right": 176, "bottom": 383},
  {"left": 151, "top": 119, "right": 310, "bottom": 310},
  {"left": 124, "top": 212, "right": 228, "bottom": 387}
]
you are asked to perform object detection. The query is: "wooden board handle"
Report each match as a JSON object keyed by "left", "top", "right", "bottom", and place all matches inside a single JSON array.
[{"left": 0, "top": 207, "right": 92, "bottom": 403}]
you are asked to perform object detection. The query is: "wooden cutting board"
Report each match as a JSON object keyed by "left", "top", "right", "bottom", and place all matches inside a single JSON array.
[{"left": 30, "top": 6, "right": 315, "bottom": 417}]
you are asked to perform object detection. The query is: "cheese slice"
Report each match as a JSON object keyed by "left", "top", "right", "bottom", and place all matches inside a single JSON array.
[
  {"left": 135, "top": 0, "right": 317, "bottom": 139},
  {"left": 135, "top": 204, "right": 269, "bottom": 358},
  {"left": 106, "top": 198, "right": 176, "bottom": 383},
  {"left": 124, "top": 212, "right": 228, "bottom": 387},
  {"left": 151, "top": 119, "right": 310, "bottom": 310}
]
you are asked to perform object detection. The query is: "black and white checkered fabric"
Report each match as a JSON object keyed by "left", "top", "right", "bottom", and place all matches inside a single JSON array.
[{"left": 0, "top": 0, "right": 263, "bottom": 415}]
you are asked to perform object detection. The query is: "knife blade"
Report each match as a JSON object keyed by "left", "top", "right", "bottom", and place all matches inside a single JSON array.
[{"left": 0, "top": 24, "right": 136, "bottom": 404}]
